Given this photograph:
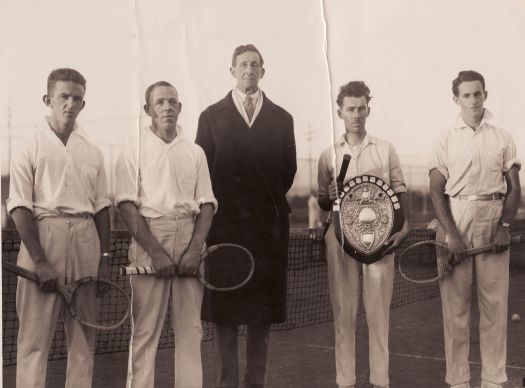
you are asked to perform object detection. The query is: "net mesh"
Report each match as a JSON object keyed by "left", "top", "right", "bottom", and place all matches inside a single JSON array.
[{"left": 3, "top": 222, "right": 525, "bottom": 366}]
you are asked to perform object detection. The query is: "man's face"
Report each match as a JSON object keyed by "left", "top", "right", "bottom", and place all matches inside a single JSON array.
[
  {"left": 230, "top": 51, "right": 264, "bottom": 92},
  {"left": 146, "top": 86, "right": 181, "bottom": 130},
  {"left": 45, "top": 81, "right": 85, "bottom": 128},
  {"left": 338, "top": 96, "right": 369, "bottom": 134},
  {"left": 454, "top": 80, "right": 487, "bottom": 122}
]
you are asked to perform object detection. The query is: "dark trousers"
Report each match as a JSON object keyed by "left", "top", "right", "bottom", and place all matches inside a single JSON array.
[{"left": 215, "top": 322, "right": 271, "bottom": 388}]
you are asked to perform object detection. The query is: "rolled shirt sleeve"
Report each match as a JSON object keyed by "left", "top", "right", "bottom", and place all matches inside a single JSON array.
[
  {"left": 502, "top": 130, "right": 521, "bottom": 172},
  {"left": 194, "top": 145, "right": 218, "bottom": 214},
  {"left": 317, "top": 148, "right": 334, "bottom": 199},
  {"left": 428, "top": 132, "right": 449, "bottom": 180},
  {"left": 388, "top": 144, "right": 407, "bottom": 194},
  {"left": 6, "top": 141, "right": 35, "bottom": 213},
  {"left": 114, "top": 145, "right": 141, "bottom": 208}
]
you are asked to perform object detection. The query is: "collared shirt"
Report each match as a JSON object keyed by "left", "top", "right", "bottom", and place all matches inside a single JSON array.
[
  {"left": 429, "top": 110, "right": 520, "bottom": 197},
  {"left": 318, "top": 133, "right": 407, "bottom": 201},
  {"left": 115, "top": 124, "right": 217, "bottom": 218},
  {"left": 231, "top": 88, "right": 263, "bottom": 127},
  {"left": 7, "top": 118, "right": 111, "bottom": 218}
]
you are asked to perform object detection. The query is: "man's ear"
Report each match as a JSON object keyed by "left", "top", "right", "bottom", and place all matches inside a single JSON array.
[
  {"left": 337, "top": 108, "right": 342, "bottom": 119},
  {"left": 260, "top": 67, "right": 265, "bottom": 79},
  {"left": 144, "top": 104, "right": 151, "bottom": 116},
  {"left": 367, "top": 106, "right": 371, "bottom": 117},
  {"left": 230, "top": 66, "right": 235, "bottom": 77},
  {"left": 453, "top": 95, "right": 459, "bottom": 105},
  {"left": 484, "top": 90, "right": 488, "bottom": 101},
  {"left": 177, "top": 102, "right": 182, "bottom": 113},
  {"left": 43, "top": 95, "right": 50, "bottom": 106}
]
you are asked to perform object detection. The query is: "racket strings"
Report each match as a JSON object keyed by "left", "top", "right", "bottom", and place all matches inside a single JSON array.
[
  {"left": 71, "top": 280, "right": 129, "bottom": 329},
  {"left": 399, "top": 243, "right": 452, "bottom": 283},
  {"left": 203, "top": 247, "right": 253, "bottom": 289}
]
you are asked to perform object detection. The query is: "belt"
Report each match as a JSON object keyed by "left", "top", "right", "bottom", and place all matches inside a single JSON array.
[{"left": 455, "top": 193, "right": 504, "bottom": 201}]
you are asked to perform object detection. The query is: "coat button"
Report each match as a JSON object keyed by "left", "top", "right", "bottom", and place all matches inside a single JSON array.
[{"left": 234, "top": 176, "right": 241, "bottom": 183}]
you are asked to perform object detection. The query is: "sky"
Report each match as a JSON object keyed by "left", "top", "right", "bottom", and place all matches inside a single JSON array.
[{"left": 1, "top": 0, "right": 525, "bottom": 196}]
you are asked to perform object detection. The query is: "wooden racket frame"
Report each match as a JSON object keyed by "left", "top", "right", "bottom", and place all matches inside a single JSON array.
[
  {"left": 398, "top": 234, "right": 525, "bottom": 284},
  {"left": 120, "top": 243, "right": 255, "bottom": 291},
  {"left": 2, "top": 260, "right": 130, "bottom": 330}
]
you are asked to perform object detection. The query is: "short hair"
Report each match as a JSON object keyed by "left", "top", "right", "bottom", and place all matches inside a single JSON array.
[
  {"left": 47, "top": 68, "right": 86, "bottom": 96},
  {"left": 231, "top": 44, "right": 264, "bottom": 67},
  {"left": 452, "top": 70, "right": 486, "bottom": 97},
  {"left": 336, "top": 81, "right": 372, "bottom": 107},
  {"left": 145, "top": 81, "right": 175, "bottom": 106}
]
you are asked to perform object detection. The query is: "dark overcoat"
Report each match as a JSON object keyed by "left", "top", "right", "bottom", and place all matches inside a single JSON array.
[{"left": 196, "top": 92, "right": 296, "bottom": 324}]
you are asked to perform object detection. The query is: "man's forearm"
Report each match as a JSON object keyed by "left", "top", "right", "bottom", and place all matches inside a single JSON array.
[
  {"left": 186, "top": 203, "right": 214, "bottom": 253},
  {"left": 429, "top": 170, "right": 461, "bottom": 240},
  {"left": 94, "top": 207, "right": 110, "bottom": 254},
  {"left": 501, "top": 167, "right": 521, "bottom": 225},
  {"left": 118, "top": 202, "right": 167, "bottom": 259},
  {"left": 11, "top": 207, "right": 48, "bottom": 264},
  {"left": 318, "top": 195, "right": 332, "bottom": 212}
]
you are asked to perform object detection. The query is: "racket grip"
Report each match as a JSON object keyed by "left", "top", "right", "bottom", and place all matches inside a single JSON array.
[
  {"left": 120, "top": 265, "right": 156, "bottom": 276},
  {"left": 337, "top": 154, "right": 351, "bottom": 184}
]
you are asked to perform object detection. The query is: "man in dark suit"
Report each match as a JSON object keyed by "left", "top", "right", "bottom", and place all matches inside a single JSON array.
[{"left": 196, "top": 44, "right": 296, "bottom": 388}]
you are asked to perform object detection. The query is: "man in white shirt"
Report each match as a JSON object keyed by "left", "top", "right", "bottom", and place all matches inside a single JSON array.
[
  {"left": 196, "top": 44, "right": 296, "bottom": 388},
  {"left": 6, "top": 68, "right": 111, "bottom": 388},
  {"left": 317, "top": 81, "right": 410, "bottom": 388},
  {"left": 429, "top": 70, "right": 521, "bottom": 388},
  {"left": 115, "top": 81, "right": 216, "bottom": 388}
]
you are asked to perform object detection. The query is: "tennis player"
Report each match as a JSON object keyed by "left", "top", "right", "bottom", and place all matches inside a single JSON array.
[
  {"left": 429, "top": 70, "right": 521, "bottom": 388},
  {"left": 115, "top": 81, "right": 216, "bottom": 388},
  {"left": 6, "top": 68, "right": 111, "bottom": 388},
  {"left": 317, "top": 81, "right": 410, "bottom": 388},
  {"left": 196, "top": 44, "right": 296, "bottom": 388}
]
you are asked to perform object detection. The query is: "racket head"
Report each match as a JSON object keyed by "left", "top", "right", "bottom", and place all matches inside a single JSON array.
[
  {"left": 199, "top": 244, "right": 255, "bottom": 291},
  {"left": 64, "top": 277, "right": 130, "bottom": 331},
  {"left": 398, "top": 240, "right": 453, "bottom": 284}
]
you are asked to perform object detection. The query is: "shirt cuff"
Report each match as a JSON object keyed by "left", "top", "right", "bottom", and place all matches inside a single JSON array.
[
  {"left": 197, "top": 197, "right": 218, "bottom": 215},
  {"left": 429, "top": 166, "right": 449, "bottom": 180},
  {"left": 504, "top": 158, "right": 521, "bottom": 172},
  {"left": 392, "top": 183, "right": 407, "bottom": 194},
  {"left": 94, "top": 199, "right": 112, "bottom": 213},
  {"left": 6, "top": 198, "right": 33, "bottom": 214},
  {"left": 114, "top": 194, "right": 141, "bottom": 208}
]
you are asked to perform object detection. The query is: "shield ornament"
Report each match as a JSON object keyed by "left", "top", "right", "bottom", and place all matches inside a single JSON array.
[{"left": 332, "top": 175, "right": 404, "bottom": 264}]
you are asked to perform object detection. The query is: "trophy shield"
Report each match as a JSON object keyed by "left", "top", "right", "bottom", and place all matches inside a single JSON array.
[{"left": 332, "top": 175, "right": 404, "bottom": 264}]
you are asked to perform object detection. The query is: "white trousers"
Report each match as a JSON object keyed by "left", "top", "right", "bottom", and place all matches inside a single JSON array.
[
  {"left": 439, "top": 198, "right": 508, "bottom": 386},
  {"left": 126, "top": 216, "right": 204, "bottom": 388},
  {"left": 16, "top": 216, "right": 100, "bottom": 388},
  {"left": 325, "top": 224, "right": 394, "bottom": 387}
]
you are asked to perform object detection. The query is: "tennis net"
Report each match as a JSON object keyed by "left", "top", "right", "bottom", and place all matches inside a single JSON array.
[{"left": 3, "top": 222, "right": 525, "bottom": 366}]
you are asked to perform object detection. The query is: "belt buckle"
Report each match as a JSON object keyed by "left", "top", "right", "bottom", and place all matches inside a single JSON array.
[{"left": 467, "top": 195, "right": 478, "bottom": 201}]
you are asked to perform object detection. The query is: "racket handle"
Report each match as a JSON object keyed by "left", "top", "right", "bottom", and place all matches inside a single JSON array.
[
  {"left": 510, "top": 234, "right": 525, "bottom": 244},
  {"left": 337, "top": 154, "right": 351, "bottom": 184},
  {"left": 120, "top": 265, "right": 156, "bottom": 276}
]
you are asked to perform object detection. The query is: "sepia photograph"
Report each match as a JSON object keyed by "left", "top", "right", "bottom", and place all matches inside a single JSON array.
[{"left": 1, "top": 1, "right": 525, "bottom": 387}]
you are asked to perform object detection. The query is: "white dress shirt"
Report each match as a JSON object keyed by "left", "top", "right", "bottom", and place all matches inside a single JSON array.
[
  {"left": 318, "top": 133, "right": 407, "bottom": 201},
  {"left": 115, "top": 124, "right": 217, "bottom": 218},
  {"left": 7, "top": 118, "right": 111, "bottom": 218},
  {"left": 232, "top": 88, "right": 263, "bottom": 127},
  {"left": 429, "top": 110, "right": 520, "bottom": 197}
]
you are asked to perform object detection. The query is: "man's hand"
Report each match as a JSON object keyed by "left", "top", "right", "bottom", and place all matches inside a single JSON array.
[
  {"left": 383, "top": 223, "right": 410, "bottom": 254},
  {"left": 446, "top": 234, "right": 467, "bottom": 258},
  {"left": 34, "top": 261, "right": 59, "bottom": 292},
  {"left": 177, "top": 248, "right": 201, "bottom": 277},
  {"left": 328, "top": 179, "right": 344, "bottom": 201},
  {"left": 151, "top": 253, "right": 177, "bottom": 278},
  {"left": 493, "top": 226, "right": 511, "bottom": 253}
]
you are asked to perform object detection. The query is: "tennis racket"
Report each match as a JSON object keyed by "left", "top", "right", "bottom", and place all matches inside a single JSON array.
[
  {"left": 120, "top": 243, "right": 255, "bottom": 291},
  {"left": 398, "top": 234, "right": 525, "bottom": 284},
  {"left": 2, "top": 260, "right": 130, "bottom": 330}
]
